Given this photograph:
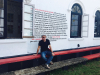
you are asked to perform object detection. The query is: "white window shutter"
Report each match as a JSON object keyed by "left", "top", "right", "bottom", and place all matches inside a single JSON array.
[
  {"left": 81, "top": 15, "right": 89, "bottom": 37},
  {"left": 23, "top": 4, "right": 34, "bottom": 38}
]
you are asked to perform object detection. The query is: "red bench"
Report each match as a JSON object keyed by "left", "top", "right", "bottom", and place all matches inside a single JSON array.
[
  {"left": 0, "top": 55, "right": 41, "bottom": 65},
  {"left": 54, "top": 46, "right": 100, "bottom": 56},
  {"left": 82, "top": 53, "right": 100, "bottom": 60},
  {"left": 0, "top": 46, "right": 100, "bottom": 65}
]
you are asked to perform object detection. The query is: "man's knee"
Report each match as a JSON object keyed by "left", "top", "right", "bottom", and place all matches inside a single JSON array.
[
  {"left": 41, "top": 52, "right": 46, "bottom": 58},
  {"left": 47, "top": 51, "right": 52, "bottom": 55}
]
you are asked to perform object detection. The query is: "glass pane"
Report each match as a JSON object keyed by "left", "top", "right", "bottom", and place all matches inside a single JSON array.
[
  {"left": 72, "top": 26, "right": 78, "bottom": 31},
  {"left": 0, "top": 27, "right": 4, "bottom": 31},
  {"left": 7, "top": 25, "right": 13, "bottom": 33},
  {"left": 0, "top": 31, "right": 3, "bottom": 37},
  {"left": 24, "top": 21, "right": 33, "bottom": 28},
  {"left": 0, "top": 19, "right": 4, "bottom": 27},
  {"left": 0, "top": 0, "right": 4, "bottom": 8},
  {"left": 24, "top": 13, "right": 33, "bottom": 21},
  {"left": 0, "top": 9, "right": 4, "bottom": 17},
  {"left": 24, "top": 5, "right": 33, "bottom": 13},
  {"left": 98, "top": 21, "right": 100, "bottom": 32},
  {"left": 72, "top": 20, "right": 78, "bottom": 25},
  {"left": 94, "top": 21, "right": 98, "bottom": 37},
  {"left": 78, "top": 10, "right": 81, "bottom": 13},
  {"left": 72, "top": 8, "right": 75, "bottom": 12},
  {"left": 71, "top": 26, "right": 78, "bottom": 36},
  {"left": 96, "top": 10, "right": 100, "bottom": 19},
  {"left": 77, "top": 6, "right": 79, "bottom": 11},
  {"left": 71, "top": 4, "right": 82, "bottom": 15},
  {"left": 7, "top": 13, "right": 14, "bottom": 22},
  {"left": 72, "top": 15, "right": 78, "bottom": 20},
  {"left": 74, "top": 6, "right": 77, "bottom": 11},
  {"left": 24, "top": 29, "right": 33, "bottom": 36}
]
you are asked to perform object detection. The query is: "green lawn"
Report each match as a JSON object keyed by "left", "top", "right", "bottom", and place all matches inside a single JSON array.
[{"left": 47, "top": 59, "right": 100, "bottom": 75}]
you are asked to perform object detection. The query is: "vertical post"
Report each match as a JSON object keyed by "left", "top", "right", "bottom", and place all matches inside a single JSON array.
[
  {"left": 90, "top": 50, "right": 92, "bottom": 54},
  {"left": 33, "top": 58, "right": 39, "bottom": 67},
  {"left": 0, "top": 64, "right": 8, "bottom": 74},
  {"left": 76, "top": 53, "right": 79, "bottom": 57},
  {"left": 99, "top": 49, "right": 100, "bottom": 52}
]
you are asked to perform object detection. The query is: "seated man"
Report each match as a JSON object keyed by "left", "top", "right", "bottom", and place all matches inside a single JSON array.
[{"left": 34, "top": 35, "right": 55, "bottom": 69}]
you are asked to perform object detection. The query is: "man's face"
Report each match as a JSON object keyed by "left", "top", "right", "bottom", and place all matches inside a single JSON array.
[{"left": 42, "top": 36, "right": 46, "bottom": 41}]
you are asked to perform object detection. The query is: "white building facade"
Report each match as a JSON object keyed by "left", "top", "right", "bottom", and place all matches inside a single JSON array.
[{"left": 0, "top": 0, "right": 100, "bottom": 58}]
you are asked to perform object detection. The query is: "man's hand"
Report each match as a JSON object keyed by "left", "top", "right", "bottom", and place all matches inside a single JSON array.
[
  {"left": 34, "top": 46, "right": 40, "bottom": 56},
  {"left": 52, "top": 53, "right": 55, "bottom": 56},
  {"left": 33, "top": 54, "right": 38, "bottom": 56}
]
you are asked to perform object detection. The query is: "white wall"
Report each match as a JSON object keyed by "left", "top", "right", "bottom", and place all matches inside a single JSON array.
[
  {"left": 0, "top": 0, "right": 100, "bottom": 57},
  {"left": 28, "top": 0, "right": 100, "bottom": 53},
  {"left": 0, "top": 39, "right": 27, "bottom": 57}
]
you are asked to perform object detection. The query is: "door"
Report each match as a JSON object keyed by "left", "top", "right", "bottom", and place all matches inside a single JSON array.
[
  {"left": 70, "top": 14, "right": 82, "bottom": 38},
  {"left": 97, "top": 21, "right": 100, "bottom": 37}
]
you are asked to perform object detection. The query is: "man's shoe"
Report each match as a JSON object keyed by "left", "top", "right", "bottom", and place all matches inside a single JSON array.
[
  {"left": 45, "top": 64, "right": 50, "bottom": 69},
  {"left": 50, "top": 61, "right": 53, "bottom": 65}
]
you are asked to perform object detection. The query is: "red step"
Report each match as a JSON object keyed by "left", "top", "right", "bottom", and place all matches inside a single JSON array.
[
  {"left": 0, "top": 55, "right": 41, "bottom": 65},
  {"left": 82, "top": 53, "right": 100, "bottom": 60}
]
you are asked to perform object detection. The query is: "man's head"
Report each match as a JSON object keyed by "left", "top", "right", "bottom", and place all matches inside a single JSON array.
[{"left": 41, "top": 35, "right": 46, "bottom": 41}]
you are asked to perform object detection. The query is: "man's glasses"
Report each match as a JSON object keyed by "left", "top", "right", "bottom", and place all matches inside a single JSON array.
[{"left": 42, "top": 37, "right": 46, "bottom": 38}]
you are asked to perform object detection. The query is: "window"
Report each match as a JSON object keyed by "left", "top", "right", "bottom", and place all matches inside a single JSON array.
[
  {"left": 0, "top": 0, "right": 23, "bottom": 39},
  {"left": 7, "top": 0, "right": 22, "bottom": 38},
  {"left": 70, "top": 3, "right": 83, "bottom": 38},
  {"left": 94, "top": 10, "right": 100, "bottom": 37}
]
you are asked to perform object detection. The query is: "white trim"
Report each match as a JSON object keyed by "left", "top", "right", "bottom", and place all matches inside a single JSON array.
[
  {"left": 24, "top": 0, "right": 32, "bottom": 4},
  {"left": 93, "top": 38, "right": 100, "bottom": 40},
  {"left": 0, "top": 39, "right": 26, "bottom": 44},
  {"left": 68, "top": 38, "right": 84, "bottom": 41},
  {"left": 68, "top": 0, "right": 86, "bottom": 13},
  {"left": 93, "top": 7, "right": 100, "bottom": 18}
]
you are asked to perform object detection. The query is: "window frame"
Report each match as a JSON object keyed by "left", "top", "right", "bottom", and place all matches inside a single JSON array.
[
  {"left": 70, "top": 3, "right": 83, "bottom": 38},
  {"left": 70, "top": 13, "right": 82, "bottom": 38},
  {"left": 94, "top": 10, "right": 100, "bottom": 37},
  {"left": 0, "top": 0, "right": 23, "bottom": 39},
  {"left": 81, "top": 14, "right": 89, "bottom": 37}
]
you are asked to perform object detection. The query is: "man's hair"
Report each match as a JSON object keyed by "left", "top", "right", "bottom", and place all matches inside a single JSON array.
[{"left": 41, "top": 35, "right": 46, "bottom": 37}]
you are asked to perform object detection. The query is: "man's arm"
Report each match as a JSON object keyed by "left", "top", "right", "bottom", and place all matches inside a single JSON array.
[
  {"left": 49, "top": 45, "right": 53, "bottom": 53},
  {"left": 33, "top": 46, "right": 41, "bottom": 55},
  {"left": 36, "top": 46, "right": 41, "bottom": 54},
  {"left": 49, "top": 45, "right": 55, "bottom": 56}
]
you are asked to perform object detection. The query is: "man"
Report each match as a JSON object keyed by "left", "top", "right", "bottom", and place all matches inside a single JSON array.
[{"left": 34, "top": 35, "right": 55, "bottom": 69}]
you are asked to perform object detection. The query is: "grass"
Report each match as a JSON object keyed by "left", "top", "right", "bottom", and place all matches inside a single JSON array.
[{"left": 47, "top": 58, "right": 100, "bottom": 75}]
